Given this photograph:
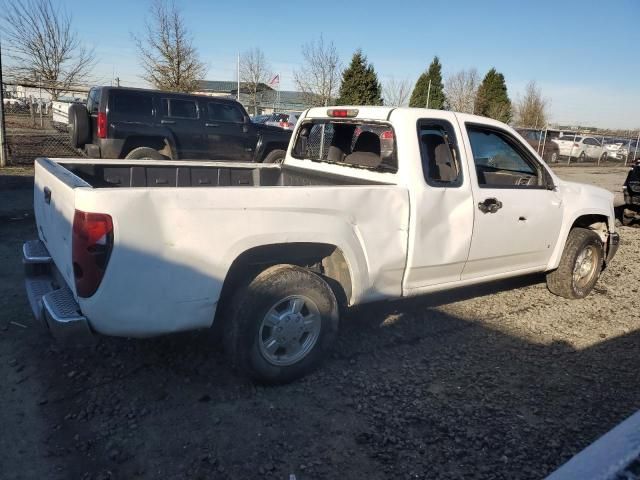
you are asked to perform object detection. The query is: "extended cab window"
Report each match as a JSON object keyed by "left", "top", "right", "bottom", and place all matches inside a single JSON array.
[
  {"left": 161, "top": 98, "right": 198, "bottom": 119},
  {"left": 110, "top": 91, "right": 153, "bottom": 116},
  {"left": 468, "top": 126, "right": 543, "bottom": 188},
  {"left": 208, "top": 102, "right": 244, "bottom": 123},
  {"left": 292, "top": 120, "right": 397, "bottom": 172},
  {"left": 418, "top": 122, "right": 461, "bottom": 186}
]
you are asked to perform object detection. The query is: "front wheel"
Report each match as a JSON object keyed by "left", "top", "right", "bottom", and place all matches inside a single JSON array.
[
  {"left": 262, "top": 149, "right": 286, "bottom": 163},
  {"left": 225, "top": 265, "right": 339, "bottom": 384},
  {"left": 546, "top": 228, "right": 604, "bottom": 299}
]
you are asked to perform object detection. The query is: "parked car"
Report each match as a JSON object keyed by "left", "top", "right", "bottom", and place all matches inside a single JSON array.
[
  {"left": 25, "top": 107, "right": 618, "bottom": 383},
  {"left": 515, "top": 128, "right": 561, "bottom": 163},
  {"left": 264, "top": 112, "right": 301, "bottom": 131},
  {"left": 51, "top": 96, "right": 86, "bottom": 128},
  {"left": 552, "top": 135, "right": 606, "bottom": 162},
  {"left": 68, "top": 86, "right": 292, "bottom": 163},
  {"left": 605, "top": 139, "right": 640, "bottom": 162},
  {"left": 251, "top": 114, "right": 271, "bottom": 124}
]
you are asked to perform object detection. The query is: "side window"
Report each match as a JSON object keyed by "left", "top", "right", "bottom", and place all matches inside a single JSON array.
[
  {"left": 169, "top": 99, "right": 197, "bottom": 119},
  {"left": 207, "top": 102, "right": 244, "bottom": 123},
  {"left": 418, "top": 121, "right": 462, "bottom": 187},
  {"left": 110, "top": 91, "right": 153, "bottom": 116},
  {"left": 87, "top": 88, "right": 100, "bottom": 114},
  {"left": 467, "top": 126, "right": 541, "bottom": 188}
]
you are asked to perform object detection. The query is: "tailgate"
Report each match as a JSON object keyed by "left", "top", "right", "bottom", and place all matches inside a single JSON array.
[{"left": 33, "top": 158, "right": 89, "bottom": 295}]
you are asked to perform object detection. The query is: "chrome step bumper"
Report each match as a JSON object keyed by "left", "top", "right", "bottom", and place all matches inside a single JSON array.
[{"left": 23, "top": 239, "right": 93, "bottom": 342}]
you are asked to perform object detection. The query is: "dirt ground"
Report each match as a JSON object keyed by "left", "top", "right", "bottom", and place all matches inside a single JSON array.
[{"left": 1, "top": 165, "right": 638, "bottom": 480}]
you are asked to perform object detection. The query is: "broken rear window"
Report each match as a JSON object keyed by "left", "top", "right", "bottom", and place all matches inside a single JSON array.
[{"left": 292, "top": 120, "right": 397, "bottom": 172}]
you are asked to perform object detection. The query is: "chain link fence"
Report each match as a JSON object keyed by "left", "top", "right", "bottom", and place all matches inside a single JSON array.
[
  {"left": 1, "top": 81, "right": 88, "bottom": 166},
  {"left": 515, "top": 126, "right": 640, "bottom": 167}
]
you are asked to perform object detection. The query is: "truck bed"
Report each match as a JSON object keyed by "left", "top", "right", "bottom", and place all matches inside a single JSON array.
[{"left": 60, "top": 160, "right": 383, "bottom": 188}]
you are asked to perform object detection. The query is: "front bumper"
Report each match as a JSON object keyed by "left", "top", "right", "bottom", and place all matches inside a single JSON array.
[
  {"left": 606, "top": 231, "right": 620, "bottom": 264},
  {"left": 23, "top": 239, "right": 93, "bottom": 342}
]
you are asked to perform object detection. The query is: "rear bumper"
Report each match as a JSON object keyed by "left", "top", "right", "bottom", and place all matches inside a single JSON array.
[{"left": 23, "top": 239, "right": 93, "bottom": 342}]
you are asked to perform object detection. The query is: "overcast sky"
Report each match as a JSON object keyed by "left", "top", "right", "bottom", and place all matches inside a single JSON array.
[{"left": 63, "top": 0, "right": 640, "bottom": 130}]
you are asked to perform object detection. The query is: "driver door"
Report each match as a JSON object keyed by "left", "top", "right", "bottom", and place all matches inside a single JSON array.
[{"left": 461, "top": 123, "right": 563, "bottom": 280}]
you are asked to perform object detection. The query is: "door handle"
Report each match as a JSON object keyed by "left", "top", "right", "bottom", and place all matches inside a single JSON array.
[
  {"left": 44, "top": 186, "right": 51, "bottom": 204},
  {"left": 161, "top": 119, "right": 175, "bottom": 125},
  {"left": 478, "top": 197, "right": 502, "bottom": 214},
  {"left": 205, "top": 123, "right": 219, "bottom": 127}
]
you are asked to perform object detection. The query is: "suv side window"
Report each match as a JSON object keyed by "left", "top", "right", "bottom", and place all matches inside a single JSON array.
[
  {"left": 87, "top": 88, "right": 100, "bottom": 114},
  {"left": 207, "top": 102, "right": 244, "bottom": 123},
  {"left": 161, "top": 98, "right": 198, "bottom": 119},
  {"left": 467, "top": 125, "right": 543, "bottom": 188},
  {"left": 110, "top": 91, "right": 153, "bottom": 116},
  {"left": 418, "top": 120, "right": 462, "bottom": 187}
]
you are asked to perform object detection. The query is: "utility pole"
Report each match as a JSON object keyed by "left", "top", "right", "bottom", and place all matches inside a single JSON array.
[{"left": 0, "top": 41, "right": 7, "bottom": 168}]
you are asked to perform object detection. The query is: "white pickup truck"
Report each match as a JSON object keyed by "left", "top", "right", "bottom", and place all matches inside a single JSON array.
[{"left": 24, "top": 106, "right": 619, "bottom": 383}]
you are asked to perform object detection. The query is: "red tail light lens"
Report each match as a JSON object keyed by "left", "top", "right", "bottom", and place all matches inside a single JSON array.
[
  {"left": 327, "top": 108, "right": 358, "bottom": 118},
  {"left": 72, "top": 210, "right": 113, "bottom": 297},
  {"left": 381, "top": 130, "right": 394, "bottom": 140},
  {"left": 97, "top": 112, "right": 107, "bottom": 139}
]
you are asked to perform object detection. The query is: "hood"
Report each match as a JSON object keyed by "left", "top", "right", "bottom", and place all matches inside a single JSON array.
[{"left": 555, "top": 179, "right": 615, "bottom": 207}]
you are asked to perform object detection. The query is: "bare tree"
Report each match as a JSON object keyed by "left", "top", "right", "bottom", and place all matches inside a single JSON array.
[
  {"left": 383, "top": 78, "right": 412, "bottom": 107},
  {"left": 444, "top": 68, "right": 479, "bottom": 113},
  {"left": 1, "top": 0, "right": 95, "bottom": 100},
  {"left": 240, "top": 48, "right": 272, "bottom": 116},
  {"left": 294, "top": 35, "right": 341, "bottom": 107},
  {"left": 133, "top": 0, "right": 206, "bottom": 93},
  {"left": 515, "top": 81, "right": 548, "bottom": 128}
]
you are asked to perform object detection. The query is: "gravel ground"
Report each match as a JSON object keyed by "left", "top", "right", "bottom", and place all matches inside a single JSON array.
[{"left": 1, "top": 166, "right": 639, "bottom": 479}]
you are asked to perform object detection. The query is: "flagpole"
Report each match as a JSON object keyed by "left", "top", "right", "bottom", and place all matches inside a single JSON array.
[{"left": 237, "top": 53, "right": 240, "bottom": 101}]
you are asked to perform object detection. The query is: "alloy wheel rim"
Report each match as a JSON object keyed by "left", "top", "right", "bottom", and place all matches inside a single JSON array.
[
  {"left": 258, "top": 295, "right": 322, "bottom": 366},
  {"left": 573, "top": 246, "right": 598, "bottom": 289}
]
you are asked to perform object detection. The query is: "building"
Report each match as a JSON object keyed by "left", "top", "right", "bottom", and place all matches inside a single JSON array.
[{"left": 195, "top": 80, "right": 314, "bottom": 115}]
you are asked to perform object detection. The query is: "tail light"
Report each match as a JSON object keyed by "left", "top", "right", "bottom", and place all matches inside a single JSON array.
[
  {"left": 380, "top": 130, "right": 394, "bottom": 140},
  {"left": 327, "top": 108, "right": 358, "bottom": 118},
  {"left": 97, "top": 112, "right": 107, "bottom": 139},
  {"left": 574, "top": 143, "right": 580, "bottom": 147},
  {"left": 72, "top": 210, "right": 113, "bottom": 297}
]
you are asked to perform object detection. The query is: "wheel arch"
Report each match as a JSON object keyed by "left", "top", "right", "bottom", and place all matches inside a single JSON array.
[
  {"left": 120, "top": 135, "right": 175, "bottom": 159},
  {"left": 547, "top": 212, "right": 611, "bottom": 271},
  {"left": 215, "top": 242, "right": 355, "bottom": 324}
]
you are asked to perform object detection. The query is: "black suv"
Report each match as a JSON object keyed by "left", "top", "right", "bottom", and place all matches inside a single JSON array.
[{"left": 69, "top": 86, "right": 292, "bottom": 162}]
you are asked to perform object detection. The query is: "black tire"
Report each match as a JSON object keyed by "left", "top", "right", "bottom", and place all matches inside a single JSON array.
[
  {"left": 549, "top": 151, "right": 559, "bottom": 163},
  {"left": 69, "top": 103, "right": 90, "bottom": 148},
  {"left": 225, "top": 264, "right": 339, "bottom": 384},
  {"left": 124, "top": 147, "right": 165, "bottom": 160},
  {"left": 262, "top": 149, "right": 286, "bottom": 163},
  {"left": 578, "top": 152, "right": 586, "bottom": 163},
  {"left": 546, "top": 228, "right": 604, "bottom": 299}
]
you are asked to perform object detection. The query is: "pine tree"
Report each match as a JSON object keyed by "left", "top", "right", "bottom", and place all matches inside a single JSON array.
[
  {"left": 475, "top": 68, "right": 512, "bottom": 123},
  {"left": 336, "top": 50, "right": 382, "bottom": 105},
  {"left": 409, "top": 56, "right": 446, "bottom": 109}
]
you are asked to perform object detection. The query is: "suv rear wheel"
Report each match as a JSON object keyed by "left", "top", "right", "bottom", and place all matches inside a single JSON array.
[{"left": 124, "top": 147, "right": 165, "bottom": 160}]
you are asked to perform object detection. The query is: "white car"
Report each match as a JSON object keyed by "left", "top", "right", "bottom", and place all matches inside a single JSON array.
[
  {"left": 605, "top": 139, "right": 640, "bottom": 162},
  {"left": 264, "top": 112, "right": 301, "bottom": 130},
  {"left": 24, "top": 107, "right": 619, "bottom": 383},
  {"left": 553, "top": 135, "right": 606, "bottom": 162}
]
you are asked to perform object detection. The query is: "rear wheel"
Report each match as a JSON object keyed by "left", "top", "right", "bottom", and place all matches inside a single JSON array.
[
  {"left": 262, "top": 149, "right": 286, "bottom": 163},
  {"left": 546, "top": 228, "right": 604, "bottom": 299},
  {"left": 124, "top": 147, "right": 165, "bottom": 160},
  {"left": 549, "top": 151, "right": 559, "bottom": 163},
  {"left": 225, "top": 265, "right": 339, "bottom": 384},
  {"left": 578, "top": 152, "right": 586, "bottom": 163}
]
